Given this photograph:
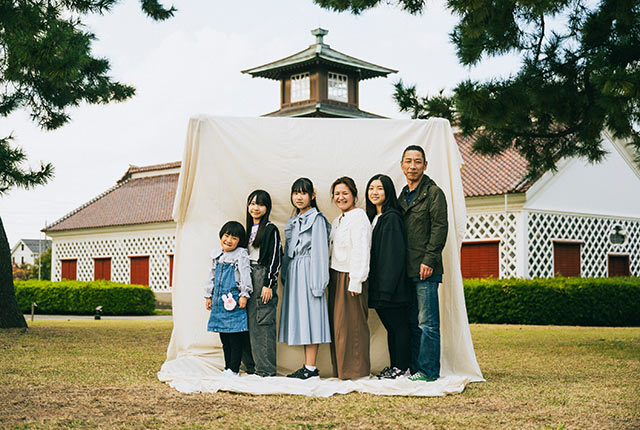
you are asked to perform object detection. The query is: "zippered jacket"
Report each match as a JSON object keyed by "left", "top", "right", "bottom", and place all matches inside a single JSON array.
[{"left": 398, "top": 174, "right": 448, "bottom": 278}]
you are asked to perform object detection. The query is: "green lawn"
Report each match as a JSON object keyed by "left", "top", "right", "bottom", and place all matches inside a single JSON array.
[{"left": 0, "top": 321, "right": 638, "bottom": 429}]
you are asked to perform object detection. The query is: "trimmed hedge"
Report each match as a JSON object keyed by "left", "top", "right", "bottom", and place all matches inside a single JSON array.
[
  {"left": 464, "top": 277, "right": 640, "bottom": 326},
  {"left": 15, "top": 280, "right": 156, "bottom": 315}
]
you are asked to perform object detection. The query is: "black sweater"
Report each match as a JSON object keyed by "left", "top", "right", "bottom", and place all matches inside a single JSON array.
[
  {"left": 254, "top": 222, "right": 283, "bottom": 290},
  {"left": 368, "top": 208, "right": 410, "bottom": 308}
]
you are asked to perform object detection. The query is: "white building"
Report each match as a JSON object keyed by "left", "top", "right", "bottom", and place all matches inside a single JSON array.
[
  {"left": 460, "top": 131, "right": 640, "bottom": 278},
  {"left": 43, "top": 162, "right": 179, "bottom": 304},
  {"left": 11, "top": 239, "right": 52, "bottom": 266}
]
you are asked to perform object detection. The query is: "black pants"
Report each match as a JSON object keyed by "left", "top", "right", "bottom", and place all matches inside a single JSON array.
[
  {"left": 219, "top": 331, "right": 249, "bottom": 373},
  {"left": 376, "top": 306, "right": 411, "bottom": 371}
]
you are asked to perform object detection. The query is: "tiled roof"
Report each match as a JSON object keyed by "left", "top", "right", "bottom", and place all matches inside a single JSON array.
[
  {"left": 44, "top": 173, "right": 178, "bottom": 232},
  {"left": 456, "top": 134, "right": 532, "bottom": 197},
  {"left": 242, "top": 29, "right": 396, "bottom": 81},
  {"left": 264, "top": 100, "right": 385, "bottom": 118},
  {"left": 118, "top": 162, "right": 182, "bottom": 183}
]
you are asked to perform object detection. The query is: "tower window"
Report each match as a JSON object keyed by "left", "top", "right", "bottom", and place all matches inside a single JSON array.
[
  {"left": 290, "top": 73, "right": 310, "bottom": 103},
  {"left": 328, "top": 72, "right": 348, "bottom": 102}
]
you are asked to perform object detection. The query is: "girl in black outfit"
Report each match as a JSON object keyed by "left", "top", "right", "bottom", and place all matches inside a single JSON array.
[
  {"left": 365, "top": 174, "right": 412, "bottom": 379},
  {"left": 241, "top": 190, "right": 282, "bottom": 376}
]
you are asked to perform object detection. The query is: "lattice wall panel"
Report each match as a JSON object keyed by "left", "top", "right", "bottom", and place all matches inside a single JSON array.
[
  {"left": 527, "top": 212, "right": 640, "bottom": 278},
  {"left": 53, "top": 233, "right": 176, "bottom": 291},
  {"left": 465, "top": 212, "right": 519, "bottom": 278}
]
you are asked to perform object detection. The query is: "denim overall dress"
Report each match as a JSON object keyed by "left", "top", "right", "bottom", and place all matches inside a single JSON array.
[{"left": 207, "top": 262, "right": 248, "bottom": 333}]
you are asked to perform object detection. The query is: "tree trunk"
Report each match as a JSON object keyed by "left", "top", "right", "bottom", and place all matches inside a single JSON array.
[{"left": 0, "top": 216, "right": 27, "bottom": 328}]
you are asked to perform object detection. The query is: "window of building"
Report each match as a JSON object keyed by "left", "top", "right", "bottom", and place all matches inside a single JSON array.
[
  {"left": 608, "top": 254, "right": 630, "bottom": 277},
  {"left": 130, "top": 256, "right": 149, "bottom": 286},
  {"left": 61, "top": 259, "right": 77, "bottom": 280},
  {"left": 94, "top": 257, "right": 111, "bottom": 281},
  {"left": 328, "top": 72, "right": 348, "bottom": 102},
  {"left": 290, "top": 72, "right": 310, "bottom": 103},
  {"left": 21, "top": 244, "right": 24, "bottom": 251},
  {"left": 553, "top": 242, "right": 581, "bottom": 277},
  {"left": 461, "top": 241, "right": 499, "bottom": 278}
]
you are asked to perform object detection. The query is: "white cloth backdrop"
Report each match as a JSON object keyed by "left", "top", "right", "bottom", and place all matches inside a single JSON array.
[{"left": 158, "top": 116, "right": 484, "bottom": 397}]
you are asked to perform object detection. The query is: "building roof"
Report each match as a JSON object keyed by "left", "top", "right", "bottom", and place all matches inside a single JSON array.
[
  {"left": 44, "top": 171, "right": 178, "bottom": 233},
  {"left": 11, "top": 239, "right": 52, "bottom": 254},
  {"left": 118, "top": 161, "right": 181, "bottom": 183},
  {"left": 457, "top": 134, "right": 532, "bottom": 197},
  {"left": 242, "top": 28, "right": 397, "bottom": 81},
  {"left": 264, "top": 100, "right": 385, "bottom": 118}
]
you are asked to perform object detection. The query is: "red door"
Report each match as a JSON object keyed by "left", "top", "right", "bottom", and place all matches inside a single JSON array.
[
  {"left": 554, "top": 242, "right": 581, "bottom": 277},
  {"left": 61, "top": 259, "right": 77, "bottom": 280},
  {"left": 608, "top": 255, "right": 630, "bottom": 277},
  {"left": 94, "top": 258, "right": 111, "bottom": 281},
  {"left": 130, "top": 256, "right": 149, "bottom": 286},
  {"left": 461, "top": 241, "right": 499, "bottom": 278}
]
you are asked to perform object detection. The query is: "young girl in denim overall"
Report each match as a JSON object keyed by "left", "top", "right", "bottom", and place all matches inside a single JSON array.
[{"left": 204, "top": 221, "right": 253, "bottom": 377}]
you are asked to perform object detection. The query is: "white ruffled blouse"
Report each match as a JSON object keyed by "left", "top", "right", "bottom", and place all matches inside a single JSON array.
[{"left": 329, "top": 208, "right": 372, "bottom": 294}]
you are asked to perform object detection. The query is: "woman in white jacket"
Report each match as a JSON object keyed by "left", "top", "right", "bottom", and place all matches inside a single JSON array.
[{"left": 328, "top": 176, "right": 372, "bottom": 379}]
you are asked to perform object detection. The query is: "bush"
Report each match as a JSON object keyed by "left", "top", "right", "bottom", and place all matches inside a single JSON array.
[
  {"left": 464, "top": 277, "right": 640, "bottom": 326},
  {"left": 15, "top": 280, "right": 156, "bottom": 315}
]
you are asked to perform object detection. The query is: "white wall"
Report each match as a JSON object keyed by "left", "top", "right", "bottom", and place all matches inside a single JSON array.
[
  {"left": 48, "top": 222, "right": 176, "bottom": 291},
  {"left": 524, "top": 136, "right": 640, "bottom": 218}
]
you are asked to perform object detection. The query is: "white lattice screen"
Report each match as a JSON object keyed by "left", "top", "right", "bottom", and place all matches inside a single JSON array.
[
  {"left": 53, "top": 233, "right": 176, "bottom": 291},
  {"left": 527, "top": 211, "right": 640, "bottom": 277},
  {"left": 464, "top": 212, "right": 520, "bottom": 278}
]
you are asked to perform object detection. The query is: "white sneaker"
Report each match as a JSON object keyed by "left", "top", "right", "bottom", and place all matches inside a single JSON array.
[{"left": 220, "top": 368, "right": 239, "bottom": 378}]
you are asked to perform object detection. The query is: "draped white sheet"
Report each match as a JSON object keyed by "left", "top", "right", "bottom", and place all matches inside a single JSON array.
[{"left": 158, "top": 116, "right": 484, "bottom": 396}]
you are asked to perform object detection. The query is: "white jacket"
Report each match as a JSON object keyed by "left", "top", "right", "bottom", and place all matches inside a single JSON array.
[{"left": 329, "top": 208, "right": 372, "bottom": 293}]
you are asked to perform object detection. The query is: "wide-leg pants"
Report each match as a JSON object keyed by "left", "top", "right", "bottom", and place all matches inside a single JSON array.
[
  {"left": 328, "top": 269, "right": 370, "bottom": 380},
  {"left": 242, "top": 264, "right": 278, "bottom": 376}
]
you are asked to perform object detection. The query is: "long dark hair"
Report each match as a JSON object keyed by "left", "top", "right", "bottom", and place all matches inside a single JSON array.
[
  {"left": 246, "top": 190, "right": 272, "bottom": 249},
  {"left": 290, "top": 177, "right": 318, "bottom": 214},
  {"left": 365, "top": 174, "right": 400, "bottom": 222}
]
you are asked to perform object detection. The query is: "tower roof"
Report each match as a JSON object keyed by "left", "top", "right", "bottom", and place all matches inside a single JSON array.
[{"left": 242, "top": 28, "right": 397, "bottom": 80}]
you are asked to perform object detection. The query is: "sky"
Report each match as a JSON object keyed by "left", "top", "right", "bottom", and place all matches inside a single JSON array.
[{"left": 0, "top": 0, "right": 521, "bottom": 247}]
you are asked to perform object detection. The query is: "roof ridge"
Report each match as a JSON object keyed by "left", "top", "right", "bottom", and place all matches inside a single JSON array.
[{"left": 43, "top": 179, "right": 130, "bottom": 232}]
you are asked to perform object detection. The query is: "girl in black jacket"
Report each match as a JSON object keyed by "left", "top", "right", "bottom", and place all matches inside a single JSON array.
[
  {"left": 241, "top": 190, "right": 282, "bottom": 376},
  {"left": 366, "top": 174, "right": 412, "bottom": 379}
]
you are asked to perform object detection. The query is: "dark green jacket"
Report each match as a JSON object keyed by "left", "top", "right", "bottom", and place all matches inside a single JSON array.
[{"left": 398, "top": 174, "right": 448, "bottom": 278}]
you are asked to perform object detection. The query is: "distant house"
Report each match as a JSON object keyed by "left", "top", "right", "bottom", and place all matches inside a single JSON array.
[
  {"left": 42, "top": 162, "right": 178, "bottom": 303},
  {"left": 11, "top": 239, "right": 52, "bottom": 266}
]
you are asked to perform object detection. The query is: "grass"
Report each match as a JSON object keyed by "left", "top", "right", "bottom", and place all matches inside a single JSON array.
[{"left": 0, "top": 321, "right": 638, "bottom": 429}]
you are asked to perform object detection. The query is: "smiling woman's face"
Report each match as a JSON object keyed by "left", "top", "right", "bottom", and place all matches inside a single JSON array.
[
  {"left": 367, "top": 179, "right": 386, "bottom": 208},
  {"left": 333, "top": 183, "right": 355, "bottom": 213}
]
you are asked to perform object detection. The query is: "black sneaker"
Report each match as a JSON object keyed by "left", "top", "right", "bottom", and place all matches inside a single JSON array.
[
  {"left": 375, "top": 366, "right": 392, "bottom": 379},
  {"left": 380, "top": 367, "right": 407, "bottom": 380},
  {"left": 287, "top": 366, "right": 319, "bottom": 380}
]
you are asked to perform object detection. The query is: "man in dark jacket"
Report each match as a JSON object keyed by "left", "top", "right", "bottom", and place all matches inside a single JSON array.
[{"left": 398, "top": 145, "right": 448, "bottom": 382}]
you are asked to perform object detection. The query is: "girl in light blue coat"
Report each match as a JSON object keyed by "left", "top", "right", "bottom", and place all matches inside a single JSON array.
[{"left": 278, "top": 178, "right": 332, "bottom": 379}]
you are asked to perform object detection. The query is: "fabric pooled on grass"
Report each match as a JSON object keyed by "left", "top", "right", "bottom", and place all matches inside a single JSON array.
[{"left": 158, "top": 355, "right": 471, "bottom": 397}]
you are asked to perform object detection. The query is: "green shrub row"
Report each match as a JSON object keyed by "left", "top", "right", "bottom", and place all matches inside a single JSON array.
[
  {"left": 464, "top": 277, "right": 640, "bottom": 326},
  {"left": 15, "top": 280, "right": 156, "bottom": 315}
]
